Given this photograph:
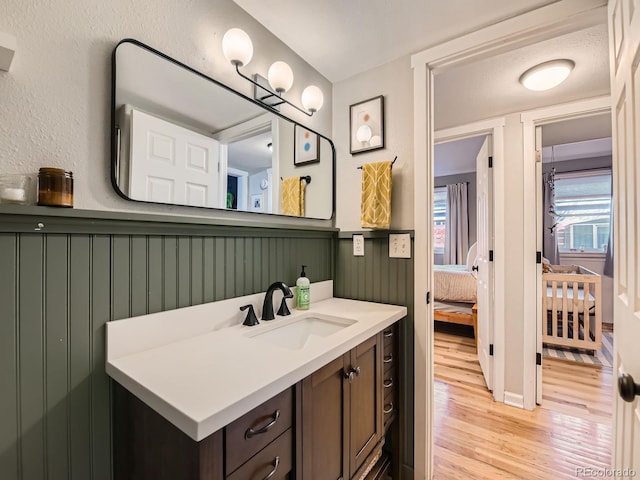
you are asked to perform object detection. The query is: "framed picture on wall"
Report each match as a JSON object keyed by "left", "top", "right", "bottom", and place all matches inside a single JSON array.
[
  {"left": 349, "top": 95, "right": 384, "bottom": 155},
  {"left": 294, "top": 125, "right": 320, "bottom": 166},
  {"left": 250, "top": 193, "right": 264, "bottom": 212}
]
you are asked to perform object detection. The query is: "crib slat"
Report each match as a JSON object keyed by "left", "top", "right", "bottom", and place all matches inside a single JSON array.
[
  {"left": 583, "top": 281, "right": 590, "bottom": 343},
  {"left": 542, "top": 277, "right": 549, "bottom": 337},
  {"left": 594, "top": 277, "right": 602, "bottom": 348},
  {"left": 572, "top": 282, "right": 579, "bottom": 341},
  {"left": 551, "top": 281, "right": 558, "bottom": 337},
  {"left": 561, "top": 281, "right": 568, "bottom": 340}
]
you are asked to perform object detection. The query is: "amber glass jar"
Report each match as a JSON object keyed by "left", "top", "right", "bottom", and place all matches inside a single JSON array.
[{"left": 38, "top": 168, "right": 73, "bottom": 207}]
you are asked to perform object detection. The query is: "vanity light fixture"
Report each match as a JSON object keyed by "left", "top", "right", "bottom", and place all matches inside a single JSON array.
[
  {"left": 222, "top": 28, "right": 324, "bottom": 116},
  {"left": 519, "top": 59, "right": 575, "bottom": 91}
]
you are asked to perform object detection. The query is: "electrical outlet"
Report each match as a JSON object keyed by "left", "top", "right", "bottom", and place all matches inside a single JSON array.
[
  {"left": 389, "top": 233, "right": 411, "bottom": 258},
  {"left": 353, "top": 234, "right": 365, "bottom": 256}
]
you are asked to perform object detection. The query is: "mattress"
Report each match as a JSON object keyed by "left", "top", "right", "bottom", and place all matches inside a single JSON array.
[
  {"left": 545, "top": 286, "right": 595, "bottom": 313},
  {"left": 434, "top": 264, "right": 477, "bottom": 303},
  {"left": 433, "top": 301, "right": 474, "bottom": 315}
]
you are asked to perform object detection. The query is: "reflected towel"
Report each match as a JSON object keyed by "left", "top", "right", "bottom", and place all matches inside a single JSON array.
[
  {"left": 281, "top": 176, "right": 306, "bottom": 216},
  {"left": 361, "top": 161, "right": 392, "bottom": 229}
]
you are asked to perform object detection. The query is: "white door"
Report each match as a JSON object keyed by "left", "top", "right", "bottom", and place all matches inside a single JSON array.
[
  {"left": 476, "top": 136, "right": 493, "bottom": 391},
  {"left": 609, "top": 0, "right": 640, "bottom": 473},
  {"left": 535, "top": 126, "right": 544, "bottom": 405},
  {"left": 130, "top": 109, "right": 220, "bottom": 207}
]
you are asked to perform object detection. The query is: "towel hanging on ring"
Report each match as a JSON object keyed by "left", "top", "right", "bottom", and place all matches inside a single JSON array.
[
  {"left": 360, "top": 160, "right": 393, "bottom": 229},
  {"left": 281, "top": 176, "right": 309, "bottom": 216}
]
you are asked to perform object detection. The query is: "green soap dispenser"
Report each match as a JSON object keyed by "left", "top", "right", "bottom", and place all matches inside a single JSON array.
[{"left": 296, "top": 265, "right": 310, "bottom": 310}]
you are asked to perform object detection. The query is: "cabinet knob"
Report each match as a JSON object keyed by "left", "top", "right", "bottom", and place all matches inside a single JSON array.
[{"left": 344, "top": 366, "right": 361, "bottom": 383}]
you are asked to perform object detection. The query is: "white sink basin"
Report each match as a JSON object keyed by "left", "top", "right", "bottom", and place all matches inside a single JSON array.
[{"left": 248, "top": 313, "right": 357, "bottom": 350}]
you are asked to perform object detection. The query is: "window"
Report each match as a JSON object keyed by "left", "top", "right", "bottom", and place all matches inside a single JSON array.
[
  {"left": 433, "top": 187, "right": 447, "bottom": 254},
  {"left": 553, "top": 170, "right": 612, "bottom": 253}
]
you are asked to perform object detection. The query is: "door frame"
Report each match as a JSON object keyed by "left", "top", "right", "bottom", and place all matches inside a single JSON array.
[
  {"left": 411, "top": 1, "right": 607, "bottom": 477},
  {"left": 521, "top": 95, "right": 612, "bottom": 410},
  {"left": 435, "top": 118, "right": 506, "bottom": 404}
]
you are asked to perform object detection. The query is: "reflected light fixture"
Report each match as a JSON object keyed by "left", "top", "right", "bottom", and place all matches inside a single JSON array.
[
  {"left": 222, "top": 28, "right": 324, "bottom": 116},
  {"left": 519, "top": 59, "right": 575, "bottom": 91}
]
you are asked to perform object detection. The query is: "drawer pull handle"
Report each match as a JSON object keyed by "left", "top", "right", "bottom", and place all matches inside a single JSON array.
[
  {"left": 383, "top": 354, "right": 393, "bottom": 364},
  {"left": 261, "top": 456, "right": 280, "bottom": 480},
  {"left": 245, "top": 410, "right": 280, "bottom": 439},
  {"left": 384, "top": 402, "right": 394, "bottom": 414},
  {"left": 384, "top": 378, "right": 394, "bottom": 388},
  {"left": 383, "top": 330, "right": 393, "bottom": 338}
]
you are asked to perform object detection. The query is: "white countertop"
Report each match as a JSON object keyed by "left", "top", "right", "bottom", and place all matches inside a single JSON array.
[{"left": 106, "top": 281, "right": 406, "bottom": 441}]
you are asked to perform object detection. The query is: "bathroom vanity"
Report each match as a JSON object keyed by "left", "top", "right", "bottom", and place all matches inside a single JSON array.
[{"left": 106, "top": 281, "right": 405, "bottom": 479}]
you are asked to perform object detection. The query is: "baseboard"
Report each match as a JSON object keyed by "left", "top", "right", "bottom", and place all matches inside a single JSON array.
[{"left": 503, "top": 391, "right": 525, "bottom": 408}]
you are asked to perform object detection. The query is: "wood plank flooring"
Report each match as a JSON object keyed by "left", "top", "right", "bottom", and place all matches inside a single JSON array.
[{"left": 433, "top": 329, "right": 613, "bottom": 480}]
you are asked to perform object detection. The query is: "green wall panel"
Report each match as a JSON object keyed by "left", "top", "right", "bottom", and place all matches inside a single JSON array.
[
  {"left": 334, "top": 236, "right": 415, "bottom": 473},
  {"left": 0, "top": 220, "right": 334, "bottom": 480}
]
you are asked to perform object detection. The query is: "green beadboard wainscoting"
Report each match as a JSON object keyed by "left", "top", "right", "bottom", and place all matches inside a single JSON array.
[
  {"left": 334, "top": 231, "right": 415, "bottom": 478},
  {"left": 0, "top": 208, "right": 335, "bottom": 480}
]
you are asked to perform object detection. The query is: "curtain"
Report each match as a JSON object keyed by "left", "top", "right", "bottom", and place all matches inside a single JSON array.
[
  {"left": 444, "top": 183, "right": 469, "bottom": 265},
  {"left": 542, "top": 172, "right": 559, "bottom": 265},
  {"left": 603, "top": 175, "right": 614, "bottom": 277}
]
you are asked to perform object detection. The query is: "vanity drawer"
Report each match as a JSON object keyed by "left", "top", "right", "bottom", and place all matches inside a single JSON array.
[
  {"left": 382, "top": 326, "right": 395, "bottom": 351},
  {"left": 383, "top": 394, "right": 396, "bottom": 429},
  {"left": 227, "top": 429, "right": 292, "bottom": 480},
  {"left": 225, "top": 387, "right": 293, "bottom": 473}
]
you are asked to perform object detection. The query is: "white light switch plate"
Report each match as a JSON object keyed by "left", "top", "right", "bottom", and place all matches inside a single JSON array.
[
  {"left": 353, "top": 234, "right": 365, "bottom": 256},
  {"left": 389, "top": 233, "right": 411, "bottom": 258}
]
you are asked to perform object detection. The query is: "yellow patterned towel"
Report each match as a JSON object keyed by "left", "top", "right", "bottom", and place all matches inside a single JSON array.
[
  {"left": 361, "top": 161, "right": 393, "bottom": 229},
  {"left": 281, "top": 176, "right": 306, "bottom": 216}
]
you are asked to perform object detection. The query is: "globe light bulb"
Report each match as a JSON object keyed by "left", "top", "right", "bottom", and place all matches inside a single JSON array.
[
  {"left": 301, "top": 85, "right": 324, "bottom": 113},
  {"left": 222, "top": 28, "right": 253, "bottom": 67},
  {"left": 268, "top": 61, "right": 294, "bottom": 93}
]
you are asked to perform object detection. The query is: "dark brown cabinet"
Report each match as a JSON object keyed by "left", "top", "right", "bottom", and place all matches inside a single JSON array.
[
  {"left": 301, "top": 332, "right": 385, "bottom": 480},
  {"left": 114, "top": 323, "right": 399, "bottom": 480}
]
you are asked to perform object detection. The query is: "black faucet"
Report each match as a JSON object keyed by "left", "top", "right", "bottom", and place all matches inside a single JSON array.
[{"left": 261, "top": 281, "right": 293, "bottom": 320}]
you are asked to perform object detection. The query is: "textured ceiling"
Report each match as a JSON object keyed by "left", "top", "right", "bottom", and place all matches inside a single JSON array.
[
  {"left": 233, "top": 0, "right": 559, "bottom": 82},
  {"left": 433, "top": 24, "right": 610, "bottom": 130}
]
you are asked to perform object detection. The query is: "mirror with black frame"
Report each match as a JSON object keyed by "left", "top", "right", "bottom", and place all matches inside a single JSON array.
[{"left": 111, "top": 39, "right": 334, "bottom": 219}]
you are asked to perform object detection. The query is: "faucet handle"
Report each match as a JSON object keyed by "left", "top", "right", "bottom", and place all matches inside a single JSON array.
[
  {"left": 240, "top": 304, "right": 259, "bottom": 326},
  {"left": 277, "top": 297, "right": 291, "bottom": 317}
]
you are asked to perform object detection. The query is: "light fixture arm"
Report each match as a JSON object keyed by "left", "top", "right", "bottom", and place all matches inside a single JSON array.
[{"left": 234, "top": 64, "right": 314, "bottom": 117}]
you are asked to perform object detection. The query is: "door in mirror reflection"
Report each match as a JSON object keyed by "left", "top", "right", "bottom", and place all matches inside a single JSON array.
[{"left": 112, "top": 39, "right": 334, "bottom": 219}]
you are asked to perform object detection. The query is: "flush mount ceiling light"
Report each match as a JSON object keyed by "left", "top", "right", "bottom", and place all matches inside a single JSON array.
[
  {"left": 519, "top": 59, "right": 575, "bottom": 91},
  {"left": 222, "top": 28, "right": 324, "bottom": 116}
]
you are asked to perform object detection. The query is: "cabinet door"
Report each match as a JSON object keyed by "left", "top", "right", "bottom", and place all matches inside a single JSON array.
[
  {"left": 348, "top": 334, "right": 383, "bottom": 476},
  {"left": 301, "top": 354, "right": 350, "bottom": 480}
]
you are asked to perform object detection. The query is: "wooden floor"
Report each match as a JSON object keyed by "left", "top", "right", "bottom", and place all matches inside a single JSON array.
[{"left": 433, "top": 329, "right": 613, "bottom": 480}]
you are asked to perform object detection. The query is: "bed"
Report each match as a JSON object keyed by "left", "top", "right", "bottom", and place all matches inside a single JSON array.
[
  {"left": 433, "top": 244, "right": 478, "bottom": 348},
  {"left": 542, "top": 264, "right": 602, "bottom": 353}
]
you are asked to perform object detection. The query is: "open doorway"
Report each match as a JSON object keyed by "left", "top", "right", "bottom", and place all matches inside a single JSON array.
[
  {"left": 433, "top": 134, "right": 493, "bottom": 393},
  {"left": 535, "top": 113, "right": 614, "bottom": 396}
]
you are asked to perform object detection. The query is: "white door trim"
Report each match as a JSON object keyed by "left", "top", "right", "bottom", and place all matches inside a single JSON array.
[
  {"left": 435, "top": 117, "right": 506, "bottom": 405},
  {"left": 411, "top": 2, "right": 607, "bottom": 477},
  {"left": 520, "top": 95, "right": 611, "bottom": 410}
]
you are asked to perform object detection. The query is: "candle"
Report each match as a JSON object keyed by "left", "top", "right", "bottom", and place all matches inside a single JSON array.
[{"left": 2, "top": 187, "right": 26, "bottom": 203}]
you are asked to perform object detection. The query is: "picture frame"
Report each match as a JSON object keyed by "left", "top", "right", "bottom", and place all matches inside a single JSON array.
[
  {"left": 349, "top": 95, "right": 385, "bottom": 155},
  {"left": 250, "top": 193, "right": 264, "bottom": 212},
  {"left": 294, "top": 124, "right": 320, "bottom": 166}
]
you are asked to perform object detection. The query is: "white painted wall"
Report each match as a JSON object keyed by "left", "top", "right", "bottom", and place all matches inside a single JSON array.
[
  {"left": 0, "top": 0, "right": 332, "bottom": 224},
  {"left": 333, "top": 55, "right": 414, "bottom": 231}
]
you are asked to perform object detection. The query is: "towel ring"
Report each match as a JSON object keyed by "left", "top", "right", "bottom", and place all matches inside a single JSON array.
[
  {"left": 280, "top": 175, "right": 311, "bottom": 184},
  {"left": 357, "top": 156, "right": 397, "bottom": 170}
]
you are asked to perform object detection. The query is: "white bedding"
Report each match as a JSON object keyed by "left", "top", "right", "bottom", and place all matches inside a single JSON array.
[{"left": 434, "top": 264, "right": 477, "bottom": 303}]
